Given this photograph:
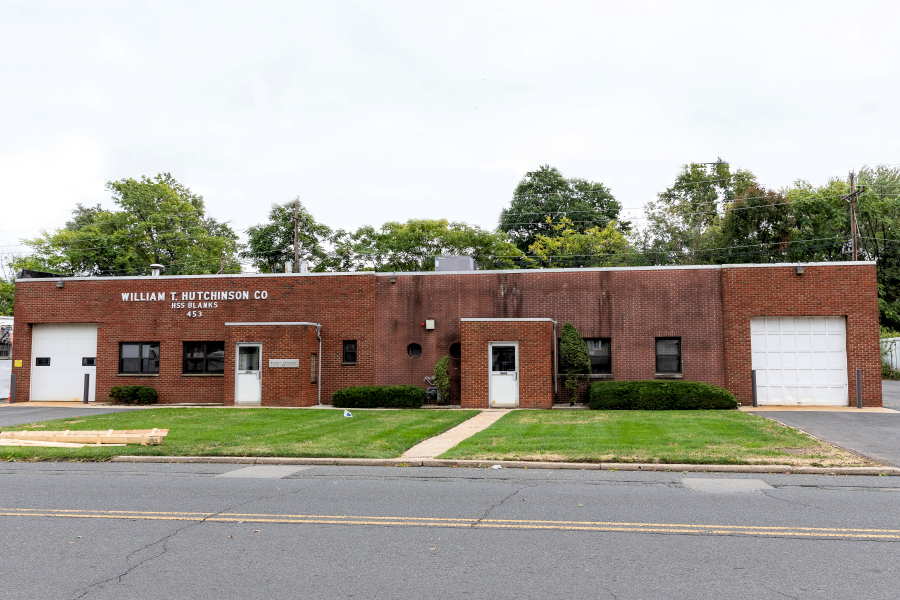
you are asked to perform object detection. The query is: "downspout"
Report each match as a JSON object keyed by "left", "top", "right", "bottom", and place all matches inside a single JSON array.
[
  {"left": 551, "top": 319, "right": 558, "bottom": 394},
  {"left": 316, "top": 324, "right": 323, "bottom": 406}
]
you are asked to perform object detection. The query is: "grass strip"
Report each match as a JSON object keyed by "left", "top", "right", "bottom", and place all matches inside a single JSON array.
[
  {"left": 439, "top": 410, "right": 872, "bottom": 466},
  {"left": 1, "top": 408, "right": 481, "bottom": 461}
]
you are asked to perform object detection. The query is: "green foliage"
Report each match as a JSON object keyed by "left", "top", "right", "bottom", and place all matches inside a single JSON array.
[
  {"left": 109, "top": 386, "right": 159, "bottom": 405},
  {"left": 560, "top": 322, "right": 591, "bottom": 402},
  {"left": 240, "top": 198, "right": 333, "bottom": 273},
  {"left": 326, "top": 219, "right": 523, "bottom": 271},
  {"left": 15, "top": 174, "right": 239, "bottom": 276},
  {"left": 588, "top": 380, "right": 738, "bottom": 410},
  {"left": 529, "top": 217, "right": 630, "bottom": 268},
  {"left": 433, "top": 356, "right": 450, "bottom": 404},
  {"left": 0, "top": 279, "right": 12, "bottom": 316},
  {"left": 499, "top": 165, "right": 627, "bottom": 253},
  {"left": 332, "top": 385, "right": 425, "bottom": 408}
]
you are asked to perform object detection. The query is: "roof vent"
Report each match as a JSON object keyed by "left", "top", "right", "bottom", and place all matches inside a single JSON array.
[
  {"left": 435, "top": 256, "right": 475, "bottom": 272},
  {"left": 150, "top": 264, "right": 165, "bottom": 277}
]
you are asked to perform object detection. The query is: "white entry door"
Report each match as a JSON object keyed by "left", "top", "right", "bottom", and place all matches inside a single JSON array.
[
  {"left": 489, "top": 342, "right": 518, "bottom": 408},
  {"left": 751, "top": 317, "right": 848, "bottom": 406},
  {"left": 31, "top": 324, "right": 97, "bottom": 402},
  {"left": 235, "top": 344, "right": 262, "bottom": 404}
]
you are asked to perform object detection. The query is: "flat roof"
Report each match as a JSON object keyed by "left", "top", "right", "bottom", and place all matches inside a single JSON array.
[{"left": 15, "top": 261, "right": 877, "bottom": 283}]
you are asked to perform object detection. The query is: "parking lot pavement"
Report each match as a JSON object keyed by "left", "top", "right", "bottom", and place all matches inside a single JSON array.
[
  {"left": 749, "top": 381, "right": 900, "bottom": 467},
  {"left": 881, "top": 380, "right": 900, "bottom": 409},
  {"left": 0, "top": 404, "right": 133, "bottom": 428}
]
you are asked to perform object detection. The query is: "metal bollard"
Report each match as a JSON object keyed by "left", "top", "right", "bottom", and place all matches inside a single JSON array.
[
  {"left": 83, "top": 373, "right": 90, "bottom": 404},
  {"left": 856, "top": 369, "right": 862, "bottom": 409},
  {"left": 751, "top": 369, "right": 758, "bottom": 408}
]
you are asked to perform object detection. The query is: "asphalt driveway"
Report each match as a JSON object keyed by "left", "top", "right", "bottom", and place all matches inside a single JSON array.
[
  {"left": 749, "top": 381, "right": 900, "bottom": 467},
  {"left": 0, "top": 404, "right": 134, "bottom": 428}
]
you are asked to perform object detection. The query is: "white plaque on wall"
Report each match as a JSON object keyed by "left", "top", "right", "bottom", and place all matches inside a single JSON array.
[{"left": 269, "top": 359, "right": 299, "bottom": 368}]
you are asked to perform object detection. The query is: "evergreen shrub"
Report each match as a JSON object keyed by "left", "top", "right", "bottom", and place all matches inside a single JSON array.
[
  {"left": 109, "top": 385, "right": 159, "bottom": 405},
  {"left": 333, "top": 385, "right": 425, "bottom": 408},
  {"left": 589, "top": 380, "right": 738, "bottom": 410}
]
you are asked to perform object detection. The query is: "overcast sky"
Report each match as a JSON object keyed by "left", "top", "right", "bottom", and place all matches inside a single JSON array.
[{"left": 1, "top": 0, "right": 898, "bottom": 261}]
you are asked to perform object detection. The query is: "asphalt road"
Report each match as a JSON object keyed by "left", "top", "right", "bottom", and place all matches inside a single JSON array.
[{"left": 1, "top": 463, "right": 899, "bottom": 600}]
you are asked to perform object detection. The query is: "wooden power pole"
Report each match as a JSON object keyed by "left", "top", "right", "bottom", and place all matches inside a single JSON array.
[
  {"left": 844, "top": 172, "right": 864, "bottom": 261},
  {"left": 293, "top": 198, "right": 300, "bottom": 273}
]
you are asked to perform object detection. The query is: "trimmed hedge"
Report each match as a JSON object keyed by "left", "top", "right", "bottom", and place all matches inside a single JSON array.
[
  {"left": 333, "top": 385, "right": 425, "bottom": 409},
  {"left": 589, "top": 380, "right": 738, "bottom": 410},
  {"left": 109, "top": 385, "right": 159, "bottom": 405}
]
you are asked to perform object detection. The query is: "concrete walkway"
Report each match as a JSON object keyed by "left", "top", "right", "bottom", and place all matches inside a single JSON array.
[{"left": 401, "top": 410, "right": 509, "bottom": 459}]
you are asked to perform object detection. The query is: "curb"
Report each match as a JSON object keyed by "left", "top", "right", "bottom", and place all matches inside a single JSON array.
[{"left": 110, "top": 455, "right": 900, "bottom": 476}]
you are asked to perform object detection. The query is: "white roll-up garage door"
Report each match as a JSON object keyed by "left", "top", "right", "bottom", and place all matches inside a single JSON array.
[
  {"left": 750, "top": 316, "right": 847, "bottom": 406},
  {"left": 31, "top": 324, "right": 98, "bottom": 402}
]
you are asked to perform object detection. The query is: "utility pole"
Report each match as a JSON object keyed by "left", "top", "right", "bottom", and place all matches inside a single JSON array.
[
  {"left": 293, "top": 198, "right": 300, "bottom": 273},
  {"left": 844, "top": 172, "right": 864, "bottom": 261}
]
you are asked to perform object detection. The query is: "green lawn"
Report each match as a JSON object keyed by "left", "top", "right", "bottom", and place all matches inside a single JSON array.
[
  {"left": 0, "top": 408, "right": 481, "bottom": 461},
  {"left": 439, "top": 410, "right": 870, "bottom": 466}
]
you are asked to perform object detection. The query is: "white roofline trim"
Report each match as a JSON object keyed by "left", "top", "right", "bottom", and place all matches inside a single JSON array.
[
  {"left": 721, "top": 261, "right": 876, "bottom": 268},
  {"left": 224, "top": 322, "right": 321, "bottom": 327},
  {"left": 461, "top": 318, "right": 555, "bottom": 322},
  {"left": 15, "top": 261, "right": 876, "bottom": 283}
]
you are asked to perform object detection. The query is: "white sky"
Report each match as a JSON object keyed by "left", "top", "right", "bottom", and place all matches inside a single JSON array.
[{"left": 1, "top": 0, "right": 898, "bottom": 260}]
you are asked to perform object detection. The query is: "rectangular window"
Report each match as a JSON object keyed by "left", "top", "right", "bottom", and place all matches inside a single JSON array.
[
  {"left": 35, "top": 357, "right": 50, "bottom": 366},
  {"left": 119, "top": 342, "right": 160, "bottom": 374},
  {"left": 585, "top": 338, "right": 611, "bottom": 374},
  {"left": 82, "top": 357, "right": 96, "bottom": 367},
  {"left": 655, "top": 338, "right": 681, "bottom": 373},
  {"left": 183, "top": 342, "right": 225, "bottom": 374},
  {"left": 0, "top": 344, "right": 11, "bottom": 358},
  {"left": 342, "top": 340, "right": 357, "bottom": 364}
]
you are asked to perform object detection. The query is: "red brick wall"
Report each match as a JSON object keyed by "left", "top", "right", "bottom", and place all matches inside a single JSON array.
[
  {"left": 375, "top": 268, "right": 726, "bottom": 403},
  {"left": 722, "top": 264, "right": 882, "bottom": 406},
  {"left": 12, "top": 274, "right": 375, "bottom": 405},
  {"left": 461, "top": 320, "right": 554, "bottom": 408}
]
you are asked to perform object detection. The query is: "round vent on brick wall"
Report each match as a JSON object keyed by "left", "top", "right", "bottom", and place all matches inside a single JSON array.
[
  {"left": 407, "top": 343, "right": 422, "bottom": 358},
  {"left": 449, "top": 343, "right": 461, "bottom": 359}
]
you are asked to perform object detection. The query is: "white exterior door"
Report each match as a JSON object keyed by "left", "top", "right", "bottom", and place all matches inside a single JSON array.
[
  {"left": 751, "top": 317, "right": 848, "bottom": 406},
  {"left": 489, "top": 342, "right": 518, "bottom": 408},
  {"left": 30, "top": 324, "right": 97, "bottom": 402},
  {"left": 235, "top": 344, "right": 262, "bottom": 404}
]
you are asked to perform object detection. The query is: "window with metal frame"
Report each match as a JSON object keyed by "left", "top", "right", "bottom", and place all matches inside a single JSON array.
[
  {"left": 342, "top": 340, "right": 357, "bottom": 364},
  {"left": 119, "top": 342, "right": 160, "bottom": 374},
  {"left": 655, "top": 338, "right": 681, "bottom": 373},
  {"left": 585, "top": 338, "right": 612, "bottom": 374},
  {"left": 183, "top": 342, "right": 225, "bottom": 374},
  {"left": 0, "top": 343, "right": 10, "bottom": 359}
]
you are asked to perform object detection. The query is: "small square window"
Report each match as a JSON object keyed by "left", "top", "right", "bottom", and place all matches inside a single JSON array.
[
  {"left": 35, "top": 357, "right": 50, "bottom": 366},
  {"left": 82, "top": 357, "right": 96, "bottom": 367},
  {"left": 343, "top": 340, "right": 357, "bottom": 364},
  {"left": 655, "top": 338, "right": 681, "bottom": 373},
  {"left": 119, "top": 342, "right": 160, "bottom": 374}
]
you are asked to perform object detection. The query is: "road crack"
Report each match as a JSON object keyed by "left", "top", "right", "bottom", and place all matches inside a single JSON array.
[
  {"left": 71, "top": 483, "right": 312, "bottom": 599},
  {"left": 471, "top": 486, "right": 523, "bottom": 526}
]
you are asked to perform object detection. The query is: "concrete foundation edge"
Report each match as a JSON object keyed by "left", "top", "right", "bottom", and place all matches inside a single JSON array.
[{"left": 109, "top": 455, "right": 900, "bottom": 475}]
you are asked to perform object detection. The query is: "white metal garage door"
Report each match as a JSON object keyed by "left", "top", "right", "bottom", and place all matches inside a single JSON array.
[
  {"left": 31, "top": 324, "right": 98, "bottom": 402},
  {"left": 750, "top": 316, "right": 847, "bottom": 406}
]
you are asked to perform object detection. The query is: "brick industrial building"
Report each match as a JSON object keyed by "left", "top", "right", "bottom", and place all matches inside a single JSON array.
[{"left": 9, "top": 261, "right": 882, "bottom": 408}]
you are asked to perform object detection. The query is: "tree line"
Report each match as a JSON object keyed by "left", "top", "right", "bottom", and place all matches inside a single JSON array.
[{"left": 3, "top": 162, "right": 899, "bottom": 328}]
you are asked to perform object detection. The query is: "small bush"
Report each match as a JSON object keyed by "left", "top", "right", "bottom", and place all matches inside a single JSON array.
[
  {"left": 109, "top": 385, "right": 159, "bottom": 405},
  {"left": 433, "top": 356, "right": 450, "bottom": 404},
  {"left": 589, "top": 380, "right": 738, "bottom": 410},
  {"left": 333, "top": 385, "right": 425, "bottom": 409}
]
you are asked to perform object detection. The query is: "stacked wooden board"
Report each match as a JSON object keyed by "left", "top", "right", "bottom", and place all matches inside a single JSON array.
[{"left": 0, "top": 429, "right": 168, "bottom": 447}]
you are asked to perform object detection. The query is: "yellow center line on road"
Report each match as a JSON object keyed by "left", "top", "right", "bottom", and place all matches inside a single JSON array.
[{"left": 1, "top": 508, "right": 898, "bottom": 540}]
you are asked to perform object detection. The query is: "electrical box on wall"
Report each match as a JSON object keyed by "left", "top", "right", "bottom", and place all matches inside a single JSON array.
[{"left": 424, "top": 319, "right": 435, "bottom": 330}]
